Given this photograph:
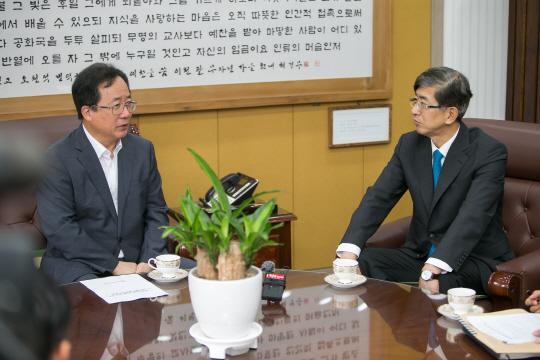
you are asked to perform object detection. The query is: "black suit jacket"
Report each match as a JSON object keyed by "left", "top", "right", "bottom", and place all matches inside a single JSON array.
[
  {"left": 340, "top": 124, "right": 515, "bottom": 288},
  {"left": 36, "top": 124, "right": 169, "bottom": 284}
]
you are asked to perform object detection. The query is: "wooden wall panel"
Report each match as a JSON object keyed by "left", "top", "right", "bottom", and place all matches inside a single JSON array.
[
  {"left": 138, "top": 111, "right": 219, "bottom": 207},
  {"left": 217, "top": 106, "right": 294, "bottom": 213},
  {"left": 506, "top": 0, "right": 540, "bottom": 123},
  {"left": 293, "top": 102, "right": 366, "bottom": 270}
]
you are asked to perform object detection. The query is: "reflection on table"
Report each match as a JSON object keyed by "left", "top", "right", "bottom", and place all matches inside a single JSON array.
[{"left": 63, "top": 270, "right": 496, "bottom": 360}]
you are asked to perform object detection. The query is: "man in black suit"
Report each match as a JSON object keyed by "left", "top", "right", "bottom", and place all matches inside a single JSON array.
[
  {"left": 36, "top": 63, "right": 195, "bottom": 285},
  {"left": 337, "top": 67, "right": 515, "bottom": 295}
]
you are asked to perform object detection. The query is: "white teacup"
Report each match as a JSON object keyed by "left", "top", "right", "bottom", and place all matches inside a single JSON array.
[
  {"left": 148, "top": 254, "right": 181, "bottom": 278},
  {"left": 447, "top": 287, "right": 476, "bottom": 315},
  {"left": 333, "top": 258, "right": 358, "bottom": 284}
]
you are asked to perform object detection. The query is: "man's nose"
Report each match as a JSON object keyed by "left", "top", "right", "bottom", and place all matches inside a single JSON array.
[
  {"left": 119, "top": 105, "right": 130, "bottom": 117},
  {"left": 411, "top": 103, "right": 420, "bottom": 115}
]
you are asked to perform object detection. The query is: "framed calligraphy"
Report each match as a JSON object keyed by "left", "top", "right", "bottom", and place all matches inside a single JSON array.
[{"left": 0, "top": 0, "right": 392, "bottom": 121}]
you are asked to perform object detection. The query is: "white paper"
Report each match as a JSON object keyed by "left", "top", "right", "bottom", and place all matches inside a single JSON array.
[
  {"left": 467, "top": 313, "right": 540, "bottom": 344},
  {"left": 81, "top": 274, "right": 168, "bottom": 304}
]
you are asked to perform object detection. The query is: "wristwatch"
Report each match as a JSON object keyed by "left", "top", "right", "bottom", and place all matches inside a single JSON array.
[{"left": 421, "top": 269, "right": 440, "bottom": 281}]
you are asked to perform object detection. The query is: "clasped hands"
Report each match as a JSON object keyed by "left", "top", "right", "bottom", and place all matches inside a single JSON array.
[{"left": 112, "top": 261, "right": 151, "bottom": 275}]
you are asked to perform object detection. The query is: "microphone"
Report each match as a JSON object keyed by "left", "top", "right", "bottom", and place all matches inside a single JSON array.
[
  {"left": 261, "top": 261, "right": 275, "bottom": 275},
  {"left": 261, "top": 261, "right": 287, "bottom": 302}
]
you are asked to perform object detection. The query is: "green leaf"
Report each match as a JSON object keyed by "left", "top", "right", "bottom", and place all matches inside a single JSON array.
[{"left": 188, "top": 149, "right": 231, "bottom": 215}]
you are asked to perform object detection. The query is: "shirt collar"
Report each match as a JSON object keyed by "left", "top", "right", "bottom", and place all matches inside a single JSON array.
[
  {"left": 82, "top": 124, "right": 122, "bottom": 158},
  {"left": 431, "top": 125, "right": 460, "bottom": 158}
]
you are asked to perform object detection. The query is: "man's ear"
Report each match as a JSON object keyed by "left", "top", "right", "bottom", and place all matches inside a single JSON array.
[
  {"left": 444, "top": 106, "right": 459, "bottom": 125},
  {"left": 50, "top": 339, "right": 71, "bottom": 360},
  {"left": 81, "top": 105, "right": 93, "bottom": 122}
]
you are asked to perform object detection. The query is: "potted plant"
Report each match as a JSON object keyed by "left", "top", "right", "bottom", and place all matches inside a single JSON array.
[{"left": 160, "top": 149, "right": 283, "bottom": 340}]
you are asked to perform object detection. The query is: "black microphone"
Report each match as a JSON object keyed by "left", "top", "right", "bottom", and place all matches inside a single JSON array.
[{"left": 261, "top": 261, "right": 287, "bottom": 302}]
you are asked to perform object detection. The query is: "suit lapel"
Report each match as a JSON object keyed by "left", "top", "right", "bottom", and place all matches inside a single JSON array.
[
  {"left": 430, "top": 124, "right": 470, "bottom": 213},
  {"left": 74, "top": 124, "right": 118, "bottom": 224},
  {"left": 117, "top": 134, "right": 135, "bottom": 237},
  {"left": 416, "top": 136, "right": 434, "bottom": 214}
]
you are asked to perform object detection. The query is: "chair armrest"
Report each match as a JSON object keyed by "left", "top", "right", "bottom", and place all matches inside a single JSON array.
[
  {"left": 365, "top": 216, "right": 411, "bottom": 249},
  {"left": 488, "top": 248, "right": 540, "bottom": 310}
]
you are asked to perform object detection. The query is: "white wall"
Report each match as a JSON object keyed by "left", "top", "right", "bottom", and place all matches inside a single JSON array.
[{"left": 442, "top": 0, "right": 509, "bottom": 120}]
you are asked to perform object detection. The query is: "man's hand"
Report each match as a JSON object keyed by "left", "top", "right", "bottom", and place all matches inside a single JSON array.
[
  {"left": 136, "top": 262, "right": 151, "bottom": 274},
  {"left": 525, "top": 290, "right": 540, "bottom": 313},
  {"left": 419, "top": 264, "right": 442, "bottom": 293},
  {"left": 112, "top": 261, "right": 137, "bottom": 275},
  {"left": 340, "top": 251, "right": 362, "bottom": 275},
  {"left": 533, "top": 330, "right": 540, "bottom": 344}
]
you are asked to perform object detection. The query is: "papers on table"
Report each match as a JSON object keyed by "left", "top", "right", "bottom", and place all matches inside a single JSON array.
[
  {"left": 81, "top": 274, "right": 168, "bottom": 304},
  {"left": 467, "top": 313, "right": 540, "bottom": 345}
]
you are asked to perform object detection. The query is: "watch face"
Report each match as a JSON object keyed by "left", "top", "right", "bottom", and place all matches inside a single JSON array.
[{"left": 421, "top": 270, "right": 432, "bottom": 281}]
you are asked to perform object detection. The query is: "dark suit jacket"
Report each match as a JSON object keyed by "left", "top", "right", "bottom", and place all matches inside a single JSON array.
[
  {"left": 340, "top": 123, "right": 515, "bottom": 289},
  {"left": 36, "top": 124, "right": 169, "bottom": 284}
]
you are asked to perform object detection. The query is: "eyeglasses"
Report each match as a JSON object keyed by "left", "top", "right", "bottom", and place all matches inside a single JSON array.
[
  {"left": 92, "top": 101, "right": 137, "bottom": 115},
  {"left": 409, "top": 98, "right": 442, "bottom": 112}
]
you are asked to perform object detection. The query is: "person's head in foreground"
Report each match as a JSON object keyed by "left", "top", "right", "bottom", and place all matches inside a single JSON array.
[{"left": 0, "top": 240, "right": 72, "bottom": 360}]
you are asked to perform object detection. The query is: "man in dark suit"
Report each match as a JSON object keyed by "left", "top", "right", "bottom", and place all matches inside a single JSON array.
[
  {"left": 337, "top": 67, "right": 515, "bottom": 295},
  {"left": 36, "top": 63, "right": 195, "bottom": 285}
]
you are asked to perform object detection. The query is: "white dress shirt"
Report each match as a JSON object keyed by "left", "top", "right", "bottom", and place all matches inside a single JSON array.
[
  {"left": 83, "top": 124, "right": 124, "bottom": 259},
  {"left": 336, "top": 126, "right": 461, "bottom": 274}
]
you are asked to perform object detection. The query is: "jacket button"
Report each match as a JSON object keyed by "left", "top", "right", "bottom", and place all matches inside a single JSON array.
[
  {"left": 429, "top": 234, "right": 435, "bottom": 239},
  {"left": 417, "top": 254, "right": 420, "bottom": 258},
  {"left": 119, "top": 237, "right": 123, "bottom": 243}
]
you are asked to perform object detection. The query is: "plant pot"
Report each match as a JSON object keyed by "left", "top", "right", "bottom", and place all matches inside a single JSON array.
[{"left": 188, "top": 266, "right": 262, "bottom": 340}]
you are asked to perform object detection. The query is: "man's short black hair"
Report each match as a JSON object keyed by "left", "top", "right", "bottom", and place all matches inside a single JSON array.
[
  {"left": 413, "top": 67, "right": 473, "bottom": 122},
  {"left": 72, "top": 63, "right": 130, "bottom": 120}
]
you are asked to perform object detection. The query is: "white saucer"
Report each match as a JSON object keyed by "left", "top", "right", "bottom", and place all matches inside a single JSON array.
[
  {"left": 148, "top": 269, "right": 188, "bottom": 283},
  {"left": 437, "top": 303, "right": 484, "bottom": 321},
  {"left": 189, "top": 322, "right": 262, "bottom": 359},
  {"left": 324, "top": 274, "right": 367, "bottom": 288}
]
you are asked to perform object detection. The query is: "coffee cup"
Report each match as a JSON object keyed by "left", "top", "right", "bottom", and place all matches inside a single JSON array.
[
  {"left": 447, "top": 287, "right": 476, "bottom": 315},
  {"left": 333, "top": 258, "right": 358, "bottom": 284},
  {"left": 148, "top": 254, "right": 181, "bottom": 278}
]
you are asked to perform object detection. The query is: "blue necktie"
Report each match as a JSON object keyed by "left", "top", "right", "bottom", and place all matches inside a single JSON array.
[
  {"left": 432, "top": 149, "right": 443, "bottom": 191},
  {"left": 428, "top": 150, "right": 443, "bottom": 258}
]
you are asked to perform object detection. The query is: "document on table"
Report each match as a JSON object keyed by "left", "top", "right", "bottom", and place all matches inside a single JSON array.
[
  {"left": 81, "top": 274, "right": 168, "bottom": 304},
  {"left": 467, "top": 313, "right": 540, "bottom": 344}
]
